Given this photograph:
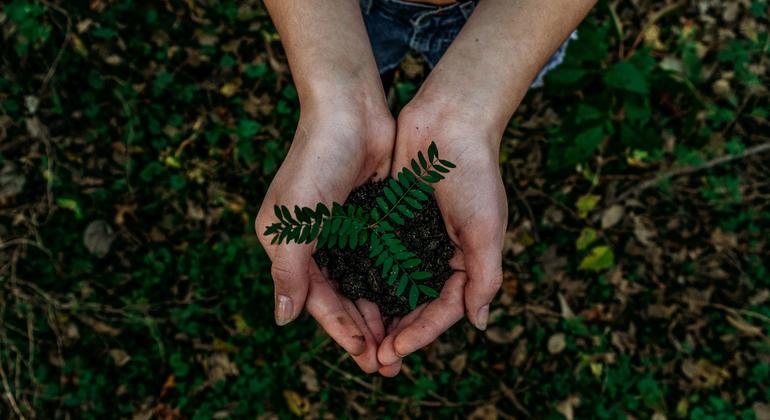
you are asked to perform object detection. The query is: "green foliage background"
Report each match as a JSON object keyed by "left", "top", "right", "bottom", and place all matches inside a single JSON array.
[{"left": 1, "top": 0, "right": 769, "bottom": 418}]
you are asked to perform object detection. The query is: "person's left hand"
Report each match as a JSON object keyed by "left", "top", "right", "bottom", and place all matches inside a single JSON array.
[{"left": 375, "top": 98, "right": 508, "bottom": 376}]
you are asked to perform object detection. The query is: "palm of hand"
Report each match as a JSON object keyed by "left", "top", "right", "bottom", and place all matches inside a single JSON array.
[
  {"left": 256, "top": 112, "right": 394, "bottom": 373},
  {"left": 376, "top": 115, "right": 507, "bottom": 374}
]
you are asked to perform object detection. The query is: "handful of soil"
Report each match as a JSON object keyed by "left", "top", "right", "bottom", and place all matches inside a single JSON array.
[{"left": 314, "top": 180, "right": 454, "bottom": 317}]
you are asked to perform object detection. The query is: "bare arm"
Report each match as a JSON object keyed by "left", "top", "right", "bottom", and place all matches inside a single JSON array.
[
  {"left": 258, "top": 0, "right": 395, "bottom": 374},
  {"left": 263, "top": 0, "right": 386, "bottom": 112},
  {"left": 415, "top": 0, "right": 597, "bottom": 138},
  {"left": 379, "top": 0, "right": 596, "bottom": 366}
]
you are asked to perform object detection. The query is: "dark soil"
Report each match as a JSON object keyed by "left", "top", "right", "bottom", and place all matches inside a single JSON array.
[{"left": 313, "top": 180, "right": 454, "bottom": 317}]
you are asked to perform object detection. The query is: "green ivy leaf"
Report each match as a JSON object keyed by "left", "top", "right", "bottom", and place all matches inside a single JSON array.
[
  {"left": 604, "top": 61, "right": 649, "bottom": 95},
  {"left": 578, "top": 245, "right": 615, "bottom": 272},
  {"left": 576, "top": 227, "right": 598, "bottom": 251}
]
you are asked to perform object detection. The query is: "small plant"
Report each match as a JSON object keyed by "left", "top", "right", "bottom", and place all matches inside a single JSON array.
[{"left": 263, "top": 142, "right": 455, "bottom": 309}]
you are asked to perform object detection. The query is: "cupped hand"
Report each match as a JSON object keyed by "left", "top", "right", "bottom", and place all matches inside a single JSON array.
[
  {"left": 376, "top": 102, "right": 508, "bottom": 375},
  {"left": 255, "top": 102, "right": 395, "bottom": 373}
]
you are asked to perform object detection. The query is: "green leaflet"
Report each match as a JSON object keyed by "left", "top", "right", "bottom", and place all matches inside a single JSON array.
[{"left": 264, "top": 142, "right": 457, "bottom": 306}]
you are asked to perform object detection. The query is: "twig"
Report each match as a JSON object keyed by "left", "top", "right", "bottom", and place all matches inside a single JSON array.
[
  {"left": 609, "top": 1, "right": 624, "bottom": 58},
  {"left": 0, "top": 350, "right": 26, "bottom": 420},
  {"left": 607, "top": 142, "right": 770, "bottom": 207},
  {"left": 38, "top": 1, "right": 72, "bottom": 95},
  {"left": 626, "top": 1, "right": 687, "bottom": 57},
  {"left": 510, "top": 183, "right": 539, "bottom": 242}
]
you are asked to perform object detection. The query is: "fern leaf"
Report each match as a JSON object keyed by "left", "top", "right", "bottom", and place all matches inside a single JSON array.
[
  {"left": 388, "top": 178, "right": 403, "bottom": 196},
  {"left": 439, "top": 159, "right": 456, "bottom": 168},
  {"left": 433, "top": 164, "right": 449, "bottom": 174},
  {"left": 427, "top": 142, "right": 438, "bottom": 161},
  {"left": 388, "top": 212, "right": 405, "bottom": 225},
  {"left": 408, "top": 284, "right": 419, "bottom": 308},
  {"left": 381, "top": 257, "right": 394, "bottom": 278},
  {"left": 411, "top": 159, "right": 421, "bottom": 175},
  {"left": 396, "top": 275, "right": 409, "bottom": 296},
  {"left": 415, "top": 182, "right": 434, "bottom": 194},
  {"left": 383, "top": 186, "right": 397, "bottom": 205},
  {"left": 315, "top": 202, "right": 330, "bottom": 217},
  {"left": 376, "top": 197, "right": 389, "bottom": 213},
  {"left": 396, "top": 204, "right": 414, "bottom": 219},
  {"left": 402, "top": 258, "right": 421, "bottom": 269},
  {"left": 403, "top": 196, "right": 423, "bottom": 210},
  {"left": 418, "top": 285, "right": 439, "bottom": 297},
  {"left": 281, "top": 205, "right": 296, "bottom": 224},
  {"left": 388, "top": 269, "right": 398, "bottom": 285}
]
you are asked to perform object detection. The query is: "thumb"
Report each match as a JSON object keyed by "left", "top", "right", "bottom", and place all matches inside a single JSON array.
[
  {"left": 270, "top": 245, "right": 311, "bottom": 326},
  {"left": 462, "top": 228, "right": 504, "bottom": 331}
]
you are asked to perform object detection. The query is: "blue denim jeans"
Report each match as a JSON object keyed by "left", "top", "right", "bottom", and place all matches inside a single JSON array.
[{"left": 360, "top": 0, "right": 576, "bottom": 87}]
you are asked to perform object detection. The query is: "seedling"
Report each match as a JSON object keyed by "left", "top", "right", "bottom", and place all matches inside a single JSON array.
[{"left": 263, "top": 142, "right": 455, "bottom": 309}]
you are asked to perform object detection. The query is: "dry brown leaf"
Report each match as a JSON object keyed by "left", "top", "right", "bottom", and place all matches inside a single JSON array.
[
  {"left": 299, "top": 364, "right": 320, "bottom": 393},
  {"left": 450, "top": 353, "right": 467, "bottom": 374},
  {"left": 109, "top": 349, "right": 131, "bottom": 367},
  {"left": 486, "top": 325, "right": 524, "bottom": 344},
  {"left": 754, "top": 402, "right": 770, "bottom": 420},
  {"left": 547, "top": 333, "right": 567, "bottom": 354},
  {"left": 601, "top": 204, "right": 625, "bottom": 229},
  {"left": 84, "top": 220, "right": 116, "bottom": 258},
  {"left": 283, "top": 390, "right": 310, "bottom": 416},
  {"left": 556, "top": 395, "right": 580, "bottom": 420}
]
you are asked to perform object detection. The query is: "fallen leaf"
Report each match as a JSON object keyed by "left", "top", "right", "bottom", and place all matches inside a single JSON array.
[
  {"left": 283, "top": 390, "right": 310, "bottom": 416},
  {"left": 205, "top": 353, "right": 239, "bottom": 384},
  {"left": 299, "top": 364, "right": 319, "bottom": 393},
  {"left": 109, "top": 349, "right": 131, "bottom": 367},
  {"left": 601, "top": 205, "right": 625, "bottom": 229},
  {"left": 576, "top": 227, "right": 598, "bottom": 251},
  {"left": 754, "top": 402, "right": 770, "bottom": 420},
  {"left": 450, "top": 353, "right": 467, "bottom": 374},
  {"left": 84, "top": 220, "right": 116, "bottom": 258},
  {"left": 556, "top": 395, "right": 580, "bottom": 420},
  {"left": 0, "top": 162, "right": 25, "bottom": 202},
  {"left": 468, "top": 403, "right": 498, "bottom": 420},
  {"left": 576, "top": 194, "right": 601, "bottom": 218},
  {"left": 548, "top": 333, "right": 567, "bottom": 354},
  {"left": 579, "top": 246, "right": 615, "bottom": 272},
  {"left": 486, "top": 325, "right": 524, "bottom": 344}
]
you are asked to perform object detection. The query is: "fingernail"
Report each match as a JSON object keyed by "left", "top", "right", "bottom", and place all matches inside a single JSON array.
[
  {"left": 275, "top": 294, "right": 293, "bottom": 326},
  {"left": 475, "top": 305, "right": 489, "bottom": 331}
]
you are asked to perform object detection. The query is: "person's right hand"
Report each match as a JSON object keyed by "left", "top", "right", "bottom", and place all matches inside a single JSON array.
[{"left": 255, "top": 98, "right": 396, "bottom": 374}]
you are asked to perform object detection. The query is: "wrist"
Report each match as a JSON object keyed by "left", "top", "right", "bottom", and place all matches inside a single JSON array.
[{"left": 401, "top": 90, "right": 505, "bottom": 152}]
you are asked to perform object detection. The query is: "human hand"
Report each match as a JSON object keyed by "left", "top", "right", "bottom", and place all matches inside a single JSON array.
[
  {"left": 255, "top": 99, "right": 395, "bottom": 373},
  {"left": 376, "top": 99, "right": 507, "bottom": 375}
]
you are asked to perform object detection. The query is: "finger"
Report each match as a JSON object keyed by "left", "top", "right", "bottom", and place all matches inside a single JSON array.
[
  {"left": 341, "top": 298, "right": 381, "bottom": 374},
  {"left": 461, "top": 227, "right": 504, "bottom": 331},
  {"left": 270, "top": 244, "right": 312, "bottom": 326},
  {"left": 377, "top": 305, "right": 428, "bottom": 366},
  {"left": 392, "top": 272, "right": 466, "bottom": 358},
  {"left": 378, "top": 360, "right": 402, "bottom": 377},
  {"left": 306, "top": 264, "right": 367, "bottom": 357},
  {"left": 356, "top": 299, "right": 385, "bottom": 343}
]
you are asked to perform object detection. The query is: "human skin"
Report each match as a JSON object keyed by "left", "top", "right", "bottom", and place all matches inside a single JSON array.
[
  {"left": 376, "top": 0, "right": 597, "bottom": 375},
  {"left": 258, "top": 0, "right": 596, "bottom": 377},
  {"left": 256, "top": 0, "right": 397, "bottom": 373}
]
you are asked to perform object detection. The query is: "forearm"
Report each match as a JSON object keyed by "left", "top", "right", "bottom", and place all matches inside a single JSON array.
[
  {"left": 264, "top": 0, "right": 386, "bottom": 112},
  {"left": 413, "top": 0, "right": 596, "bottom": 140}
]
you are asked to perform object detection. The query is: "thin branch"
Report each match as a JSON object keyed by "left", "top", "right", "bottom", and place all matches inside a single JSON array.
[
  {"left": 0, "top": 350, "right": 26, "bottom": 420},
  {"left": 607, "top": 142, "right": 770, "bottom": 207}
]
